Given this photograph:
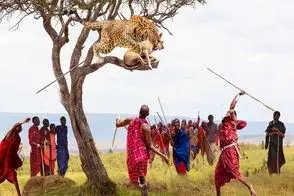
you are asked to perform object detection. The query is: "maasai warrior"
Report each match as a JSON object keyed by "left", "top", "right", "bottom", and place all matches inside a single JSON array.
[
  {"left": 56, "top": 116, "right": 69, "bottom": 178},
  {"left": 116, "top": 105, "right": 169, "bottom": 196},
  {"left": 0, "top": 118, "right": 30, "bottom": 196},
  {"left": 265, "top": 111, "right": 286, "bottom": 175},
  {"left": 44, "top": 124, "right": 57, "bottom": 175},
  {"left": 190, "top": 122, "right": 199, "bottom": 160},
  {"left": 29, "top": 116, "right": 42, "bottom": 177},
  {"left": 156, "top": 122, "right": 170, "bottom": 159},
  {"left": 181, "top": 119, "right": 188, "bottom": 133},
  {"left": 197, "top": 121, "right": 207, "bottom": 162},
  {"left": 148, "top": 125, "right": 158, "bottom": 168},
  {"left": 187, "top": 120, "right": 193, "bottom": 132},
  {"left": 205, "top": 114, "right": 218, "bottom": 163},
  {"left": 39, "top": 119, "right": 49, "bottom": 176},
  {"left": 172, "top": 118, "right": 190, "bottom": 175},
  {"left": 215, "top": 91, "right": 256, "bottom": 196}
]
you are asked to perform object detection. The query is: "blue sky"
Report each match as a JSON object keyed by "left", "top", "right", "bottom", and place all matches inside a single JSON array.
[{"left": 0, "top": 0, "right": 293, "bottom": 123}]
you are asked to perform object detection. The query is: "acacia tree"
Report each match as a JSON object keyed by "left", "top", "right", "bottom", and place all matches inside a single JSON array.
[{"left": 0, "top": 0, "right": 205, "bottom": 193}]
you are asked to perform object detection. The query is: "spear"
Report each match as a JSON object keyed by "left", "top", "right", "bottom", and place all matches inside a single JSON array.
[
  {"left": 112, "top": 114, "right": 120, "bottom": 148},
  {"left": 207, "top": 67, "right": 275, "bottom": 111},
  {"left": 153, "top": 116, "right": 178, "bottom": 191},
  {"left": 36, "top": 60, "right": 85, "bottom": 94}
]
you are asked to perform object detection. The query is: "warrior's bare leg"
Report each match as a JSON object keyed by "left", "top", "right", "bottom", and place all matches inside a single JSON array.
[
  {"left": 238, "top": 177, "right": 256, "bottom": 196},
  {"left": 216, "top": 186, "right": 221, "bottom": 196},
  {"left": 13, "top": 176, "right": 21, "bottom": 196},
  {"left": 139, "top": 176, "right": 148, "bottom": 196}
]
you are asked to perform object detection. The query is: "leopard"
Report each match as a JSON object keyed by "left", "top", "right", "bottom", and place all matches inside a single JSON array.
[{"left": 83, "top": 15, "right": 163, "bottom": 65}]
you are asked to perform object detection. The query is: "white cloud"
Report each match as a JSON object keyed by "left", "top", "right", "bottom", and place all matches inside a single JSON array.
[{"left": 0, "top": 0, "right": 293, "bottom": 123}]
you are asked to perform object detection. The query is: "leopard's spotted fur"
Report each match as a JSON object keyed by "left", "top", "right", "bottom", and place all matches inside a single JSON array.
[{"left": 83, "top": 16, "right": 163, "bottom": 57}]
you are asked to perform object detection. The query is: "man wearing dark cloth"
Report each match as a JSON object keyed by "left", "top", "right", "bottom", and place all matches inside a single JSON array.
[
  {"left": 265, "top": 111, "right": 286, "bottom": 175},
  {"left": 40, "top": 119, "right": 49, "bottom": 176},
  {"left": 56, "top": 116, "right": 69, "bottom": 178},
  {"left": 172, "top": 118, "right": 190, "bottom": 175},
  {"left": 29, "top": 116, "right": 42, "bottom": 177},
  {"left": 0, "top": 118, "right": 30, "bottom": 196},
  {"left": 215, "top": 91, "right": 256, "bottom": 196},
  {"left": 116, "top": 105, "right": 169, "bottom": 196}
]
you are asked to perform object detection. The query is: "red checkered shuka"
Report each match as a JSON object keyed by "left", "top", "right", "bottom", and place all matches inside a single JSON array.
[
  {"left": 215, "top": 116, "right": 247, "bottom": 188},
  {"left": 126, "top": 117, "right": 149, "bottom": 170},
  {"left": 28, "top": 125, "right": 41, "bottom": 176}
]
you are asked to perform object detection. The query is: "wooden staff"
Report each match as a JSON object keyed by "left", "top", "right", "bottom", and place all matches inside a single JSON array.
[
  {"left": 277, "top": 134, "right": 280, "bottom": 174},
  {"left": 40, "top": 148, "right": 45, "bottom": 176},
  {"left": 156, "top": 112, "right": 173, "bottom": 143},
  {"left": 36, "top": 60, "right": 85, "bottom": 94},
  {"left": 153, "top": 116, "right": 177, "bottom": 191},
  {"left": 157, "top": 96, "right": 169, "bottom": 125},
  {"left": 112, "top": 114, "right": 120, "bottom": 148},
  {"left": 207, "top": 67, "right": 275, "bottom": 111}
]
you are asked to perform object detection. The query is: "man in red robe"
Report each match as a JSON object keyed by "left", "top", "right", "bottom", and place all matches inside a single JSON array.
[
  {"left": 156, "top": 122, "right": 170, "bottom": 159},
  {"left": 29, "top": 116, "right": 42, "bottom": 177},
  {"left": 116, "top": 105, "right": 169, "bottom": 196},
  {"left": 214, "top": 91, "right": 256, "bottom": 196},
  {"left": 0, "top": 118, "right": 30, "bottom": 196}
]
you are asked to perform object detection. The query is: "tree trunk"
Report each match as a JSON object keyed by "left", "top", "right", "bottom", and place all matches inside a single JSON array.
[
  {"left": 66, "top": 75, "right": 116, "bottom": 194},
  {"left": 51, "top": 42, "right": 116, "bottom": 194}
]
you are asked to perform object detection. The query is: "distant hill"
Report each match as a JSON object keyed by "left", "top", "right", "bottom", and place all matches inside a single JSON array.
[{"left": 1, "top": 112, "right": 293, "bottom": 155}]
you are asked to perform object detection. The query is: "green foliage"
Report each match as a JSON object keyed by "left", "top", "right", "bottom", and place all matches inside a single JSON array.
[{"left": 1, "top": 146, "right": 294, "bottom": 196}]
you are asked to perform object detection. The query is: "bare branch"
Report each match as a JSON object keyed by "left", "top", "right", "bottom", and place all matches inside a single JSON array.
[
  {"left": 108, "top": 0, "right": 121, "bottom": 20},
  {"left": 128, "top": 0, "right": 134, "bottom": 16}
]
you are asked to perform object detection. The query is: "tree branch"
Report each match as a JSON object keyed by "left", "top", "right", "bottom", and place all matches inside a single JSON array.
[{"left": 79, "top": 55, "right": 159, "bottom": 76}]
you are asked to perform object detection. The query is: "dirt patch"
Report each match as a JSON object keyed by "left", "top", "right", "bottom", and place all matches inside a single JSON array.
[
  {"left": 122, "top": 181, "right": 167, "bottom": 192},
  {"left": 22, "top": 175, "right": 76, "bottom": 196}
]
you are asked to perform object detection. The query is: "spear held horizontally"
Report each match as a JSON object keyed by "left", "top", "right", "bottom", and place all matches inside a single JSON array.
[
  {"left": 36, "top": 60, "right": 85, "bottom": 94},
  {"left": 207, "top": 67, "right": 275, "bottom": 112}
]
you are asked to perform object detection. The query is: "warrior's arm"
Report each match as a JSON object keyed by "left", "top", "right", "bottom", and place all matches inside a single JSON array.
[
  {"left": 228, "top": 90, "right": 245, "bottom": 121},
  {"left": 142, "top": 124, "right": 169, "bottom": 164},
  {"left": 116, "top": 118, "right": 132, "bottom": 127},
  {"left": 230, "top": 90, "right": 245, "bottom": 110}
]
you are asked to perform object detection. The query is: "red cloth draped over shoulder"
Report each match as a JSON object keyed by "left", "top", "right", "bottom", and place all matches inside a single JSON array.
[
  {"left": 0, "top": 134, "right": 22, "bottom": 184},
  {"left": 197, "top": 126, "right": 206, "bottom": 156},
  {"left": 215, "top": 115, "right": 247, "bottom": 188}
]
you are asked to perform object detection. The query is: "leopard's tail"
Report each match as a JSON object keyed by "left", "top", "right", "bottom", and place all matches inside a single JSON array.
[{"left": 82, "top": 21, "right": 106, "bottom": 30}]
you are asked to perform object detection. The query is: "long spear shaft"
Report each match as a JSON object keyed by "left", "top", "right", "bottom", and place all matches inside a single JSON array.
[
  {"left": 157, "top": 96, "right": 169, "bottom": 125},
  {"left": 207, "top": 67, "right": 275, "bottom": 112},
  {"left": 36, "top": 60, "right": 85, "bottom": 94},
  {"left": 153, "top": 116, "right": 177, "bottom": 191},
  {"left": 112, "top": 114, "right": 120, "bottom": 148},
  {"left": 156, "top": 112, "right": 173, "bottom": 143}
]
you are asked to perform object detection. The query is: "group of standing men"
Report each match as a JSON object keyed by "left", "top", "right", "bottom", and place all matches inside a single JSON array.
[
  {"left": 0, "top": 116, "right": 69, "bottom": 196},
  {"left": 116, "top": 90, "right": 286, "bottom": 196},
  {"left": 148, "top": 113, "right": 220, "bottom": 172},
  {"left": 28, "top": 116, "right": 69, "bottom": 177}
]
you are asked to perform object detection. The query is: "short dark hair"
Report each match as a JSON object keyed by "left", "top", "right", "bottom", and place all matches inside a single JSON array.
[
  {"left": 208, "top": 114, "right": 214, "bottom": 119},
  {"left": 60, "top": 116, "right": 66, "bottom": 121},
  {"left": 32, "top": 116, "right": 39, "bottom": 122},
  {"left": 274, "top": 111, "right": 280, "bottom": 116}
]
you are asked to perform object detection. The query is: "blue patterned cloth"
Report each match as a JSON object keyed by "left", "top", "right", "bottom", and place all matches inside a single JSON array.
[
  {"left": 173, "top": 129, "right": 190, "bottom": 171},
  {"left": 56, "top": 125, "right": 69, "bottom": 176}
]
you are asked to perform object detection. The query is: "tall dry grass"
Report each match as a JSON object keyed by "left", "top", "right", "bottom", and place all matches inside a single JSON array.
[{"left": 1, "top": 145, "right": 294, "bottom": 196}]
